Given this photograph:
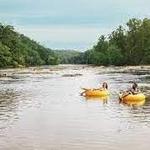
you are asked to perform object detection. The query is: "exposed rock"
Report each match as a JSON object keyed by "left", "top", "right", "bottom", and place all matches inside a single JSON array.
[{"left": 62, "top": 73, "right": 82, "bottom": 77}]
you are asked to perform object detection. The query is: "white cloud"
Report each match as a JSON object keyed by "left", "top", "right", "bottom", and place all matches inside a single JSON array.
[
  {"left": 1, "top": 0, "right": 150, "bottom": 50},
  {"left": 17, "top": 25, "right": 113, "bottom": 50}
]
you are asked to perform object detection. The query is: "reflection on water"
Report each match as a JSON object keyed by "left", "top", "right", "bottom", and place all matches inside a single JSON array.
[
  {"left": 0, "top": 65, "right": 150, "bottom": 150},
  {"left": 85, "top": 96, "right": 109, "bottom": 104}
]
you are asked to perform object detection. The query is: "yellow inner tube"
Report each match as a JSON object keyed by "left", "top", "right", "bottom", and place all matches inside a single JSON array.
[
  {"left": 123, "top": 99, "right": 145, "bottom": 106},
  {"left": 84, "top": 89, "right": 109, "bottom": 97},
  {"left": 120, "top": 93, "right": 146, "bottom": 102}
]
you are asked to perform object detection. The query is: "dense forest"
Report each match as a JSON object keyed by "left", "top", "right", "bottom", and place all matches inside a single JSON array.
[
  {"left": 54, "top": 50, "right": 81, "bottom": 64},
  {"left": 0, "top": 23, "right": 59, "bottom": 68},
  {"left": 74, "top": 18, "right": 150, "bottom": 65}
]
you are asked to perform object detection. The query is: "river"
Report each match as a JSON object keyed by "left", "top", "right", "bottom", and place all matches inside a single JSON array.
[{"left": 0, "top": 65, "right": 150, "bottom": 150}]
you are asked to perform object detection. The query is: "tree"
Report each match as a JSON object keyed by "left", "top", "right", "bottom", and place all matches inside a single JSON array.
[
  {"left": 93, "top": 35, "right": 109, "bottom": 53},
  {"left": 107, "top": 44, "right": 124, "bottom": 66},
  {"left": 0, "top": 42, "right": 12, "bottom": 67}
]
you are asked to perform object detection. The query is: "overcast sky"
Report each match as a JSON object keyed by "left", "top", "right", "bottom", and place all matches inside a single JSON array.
[{"left": 1, "top": 0, "right": 150, "bottom": 50}]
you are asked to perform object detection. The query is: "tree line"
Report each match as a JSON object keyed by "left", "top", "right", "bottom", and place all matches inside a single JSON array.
[
  {"left": 1, "top": 18, "right": 150, "bottom": 68},
  {"left": 0, "top": 23, "right": 59, "bottom": 68},
  {"left": 74, "top": 18, "right": 150, "bottom": 65},
  {"left": 54, "top": 50, "right": 81, "bottom": 64}
]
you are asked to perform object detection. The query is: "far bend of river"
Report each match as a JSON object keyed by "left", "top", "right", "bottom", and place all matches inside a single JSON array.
[{"left": 0, "top": 65, "right": 150, "bottom": 150}]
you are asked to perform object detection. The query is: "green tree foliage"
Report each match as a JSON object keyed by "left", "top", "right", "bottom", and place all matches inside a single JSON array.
[
  {"left": 93, "top": 35, "right": 109, "bottom": 53},
  {"left": 54, "top": 50, "right": 81, "bottom": 64},
  {"left": 74, "top": 18, "right": 150, "bottom": 66},
  {"left": 0, "top": 42, "right": 12, "bottom": 67},
  {"left": 107, "top": 45, "right": 123, "bottom": 66},
  {"left": 0, "top": 23, "right": 59, "bottom": 68}
]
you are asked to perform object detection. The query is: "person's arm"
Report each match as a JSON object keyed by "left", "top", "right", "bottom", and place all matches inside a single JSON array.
[
  {"left": 137, "top": 88, "right": 141, "bottom": 92},
  {"left": 93, "top": 88, "right": 103, "bottom": 90},
  {"left": 132, "top": 88, "right": 140, "bottom": 94}
]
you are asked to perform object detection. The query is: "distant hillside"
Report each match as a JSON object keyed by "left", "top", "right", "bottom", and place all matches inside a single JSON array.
[
  {"left": 0, "top": 23, "right": 59, "bottom": 68},
  {"left": 54, "top": 50, "right": 82, "bottom": 64}
]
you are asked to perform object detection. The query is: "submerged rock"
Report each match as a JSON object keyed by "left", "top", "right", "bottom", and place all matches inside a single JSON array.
[
  {"left": 0, "top": 73, "right": 7, "bottom": 77},
  {"left": 62, "top": 73, "right": 82, "bottom": 77}
]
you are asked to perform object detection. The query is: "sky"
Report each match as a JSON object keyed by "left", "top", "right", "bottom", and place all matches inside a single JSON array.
[{"left": 1, "top": 0, "right": 150, "bottom": 51}]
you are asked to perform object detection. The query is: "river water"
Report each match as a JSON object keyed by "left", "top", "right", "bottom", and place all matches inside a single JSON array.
[{"left": 0, "top": 65, "right": 150, "bottom": 150}]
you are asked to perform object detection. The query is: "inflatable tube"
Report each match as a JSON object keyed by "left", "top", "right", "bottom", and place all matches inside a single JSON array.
[
  {"left": 85, "top": 95, "right": 109, "bottom": 100},
  {"left": 83, "top": 89, "right": 109, "bottom": 97},
  {"left": 119, "top": 93, "right": 145, "bottom": 102},
  {"left": 123, "top": 99, "right": 145, "bottom": 106}
]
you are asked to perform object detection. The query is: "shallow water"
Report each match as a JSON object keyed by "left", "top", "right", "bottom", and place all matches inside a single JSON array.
[{"left": 0, "top": 65, "right": 150, "bottom": 150}]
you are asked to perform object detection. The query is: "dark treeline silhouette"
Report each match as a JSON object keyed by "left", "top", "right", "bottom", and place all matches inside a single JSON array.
[
  {"left": 0, "top": 23, "right": 59, "bottom": 68},
  {"left": 73, "top": 18, "right": 150, "bottom": 65}
]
